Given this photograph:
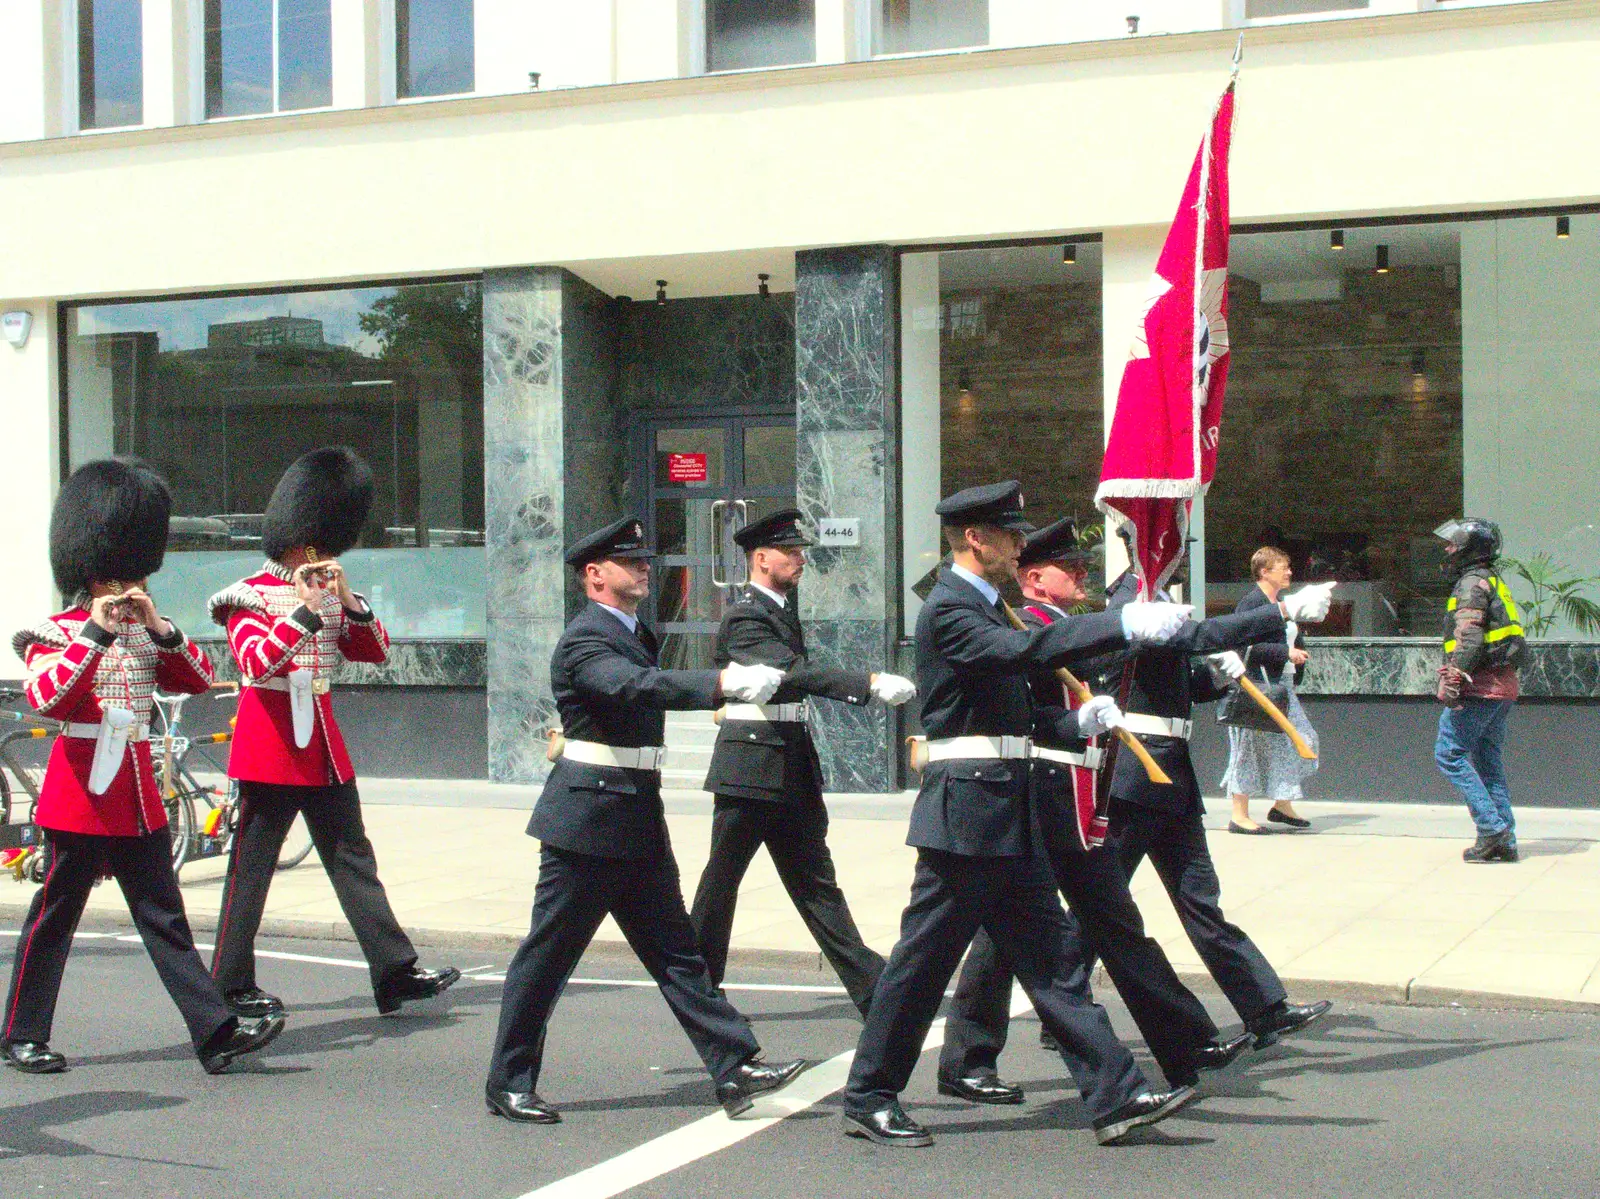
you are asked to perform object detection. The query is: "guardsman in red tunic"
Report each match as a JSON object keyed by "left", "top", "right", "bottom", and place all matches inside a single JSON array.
[
  {"left": 207, "top": 447, "right": 458, "bottom": 1019},
  {"left": 3, "top": 459, "right": 285, "bottom": 1076}
]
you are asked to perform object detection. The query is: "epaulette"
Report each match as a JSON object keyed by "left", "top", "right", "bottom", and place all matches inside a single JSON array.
[
  {"left": 11, "top": 617, "right": 71, "bottom": 662},
  {"left": 208, "top": 581, "right": 268, "bottom": 627}
]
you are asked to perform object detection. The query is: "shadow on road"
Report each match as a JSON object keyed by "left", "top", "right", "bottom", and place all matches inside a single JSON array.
[{"left": 0, "top": 1089, "right": 222, "bottom": 1169}]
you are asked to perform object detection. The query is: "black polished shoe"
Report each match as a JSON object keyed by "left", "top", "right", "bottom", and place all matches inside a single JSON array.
[
  {"left": 1267, "top": 808, "right": 1312, "bottom": 830},
  {"left": 1193, "top": 1032, "right": 1252, "bottom": 1074},
  {"left": 486, "top": 1085, "right": 561, "bottom": 1124},
  {"left": 841, "top": 1102, "right": 934, "bottom": 1147},
  {"left": 937, "top": 1070, "right": 1024, "bottom": 1105},
  {"left": 224, "top": 986, "right": 286, "bottom": 1019},
  {"left": 375, "top": 965, "right": 462, "bottom": 1015},
  {"left": 2, "top": 1040, "right": 68, "bottom": 1074},
  {"left": 200, "top": 1014, "right": 286, "bottom": 1074},
  {"left": 1093, "top": 1085, "right": 1196, "bottom": 1145},
  {"left": 1249, "top": 999, "right": 1333, "bottom": 1049},
  {"left": 716, "top": 1057, "right": 807, "bottom": 1117}
]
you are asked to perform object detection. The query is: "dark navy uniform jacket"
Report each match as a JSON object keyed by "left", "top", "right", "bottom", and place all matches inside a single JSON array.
[
  {"left": 528, "top": 602, "right": 721, "bottom": 860},
  {"left": 1014, "top": 602, "right": 1098, "bottom": 843},
  {"left": 908, "top": 568, "right": 1128, "bottom": 858},
  {"left": 703, "top": 585, "right": 872, "bottom": 802},
  {"left": 1101, "top": 572, "right": 1287, "bottom": 813}
]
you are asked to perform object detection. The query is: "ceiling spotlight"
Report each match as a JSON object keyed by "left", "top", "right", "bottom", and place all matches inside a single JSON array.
[
  {"left": 1557, "top": 215, "right": 1571, "bottom": 239},
  {"left": 1330, "top": 229, "right": 1345, "bottom": 251},
  {"left": 655, "top": 279, "right": 668, "bottom": 305},
  {"left": 1063, "top": 243, "right": 1077, "bottom": 264},
  {"left": 758, "top": 273, "right": 771, "bottom": 298},
  {"left": 1374, "top": 244, "right": 1389, "bottom": 274}
]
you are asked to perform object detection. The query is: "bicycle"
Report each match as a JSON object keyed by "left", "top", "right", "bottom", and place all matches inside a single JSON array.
[
  {"left": 152, "top": 684, "right": 315, "bottom": 877},
  {"left": 0, "top": 689, "right": 55, "bottom": 883}
]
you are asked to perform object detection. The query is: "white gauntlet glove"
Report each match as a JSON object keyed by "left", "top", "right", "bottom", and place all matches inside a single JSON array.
[
  {"left": 869, "top": 673, "right": 917, "bottom": 706},
  {"left": 1120, "top": 601, "right": 1194, "bottom": 644},
  {"left": 720, "top": 662, "right": 785, "bottom": 704},
  {"left": 1075, "top": 694, "right": 1124, "bottom": 738},
  {"left": 1280, "top": 582, "right": 1336, "bottom": 623},
  {"left": 1208, "top": 650, "right": 1247, "bottom": 680},
  {"left": 1285, "top": 620, "right": 1300, "bottom": 650}
]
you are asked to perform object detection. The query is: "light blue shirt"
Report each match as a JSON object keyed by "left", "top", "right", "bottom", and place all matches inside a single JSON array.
[
  {"left": 950, "top": 563, "right": 1000, "bottom": 607},
  {"left": 595, "top": 601, "right": 638, "bottom": 634}
]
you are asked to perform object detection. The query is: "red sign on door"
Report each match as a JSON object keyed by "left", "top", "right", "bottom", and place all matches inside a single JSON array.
[{"left": 667, "top": 452, "right": 709, "bottom": 483}]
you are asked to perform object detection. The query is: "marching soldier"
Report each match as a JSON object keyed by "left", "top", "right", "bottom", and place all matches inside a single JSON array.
[
  {"left": 208, "top": 447, "right": 459, "bottom": 1019},
  {"left": 1099, "top": 547, "right": 1335, "bottom": 1048},
  {"left": 690, "top": 508, "right": 915, "bottom": 1017},
  {"left": 486, "top": 516, "right": 807, "bottom": 1125},
  {"left": 841, "top": 482, "right": 1197, "bottom": 1148},
  {"left": 4, "top": 459, "right": 283, "bottom": 1075},
  {"left": 938, "top": 518, "right": 1246, "bottom": 1103}
]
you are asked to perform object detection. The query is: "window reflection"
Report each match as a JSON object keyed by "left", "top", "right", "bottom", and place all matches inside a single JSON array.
[
  {"left": 875, "top": 1, "right": 988, "bottom": 55},
  {"left": 205, "top": 0, "right": 332, "bottom": 118},
  {"left": 397, "top": 0, "right": 475, "bottom": 98},
  {"left": 79, "top": 0, "right": 144, "bottom": 130},
  {"left": 707, "top": 0, "right": 815, "bottom": 73},
  {"left": 64, "top": 281, "right": 485, "bottom": 638}
]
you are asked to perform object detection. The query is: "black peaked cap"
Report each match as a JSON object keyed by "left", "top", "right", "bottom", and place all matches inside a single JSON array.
[
  {"left": 261, "top": 447, "right": 373, "bottom": 560},
  {"left": 50, "top": 458, "right": 173, "bottom": 596},
  {"left": 935, "top": 480, "right": 1033, "bottom": 533},
  {"left": 1018, "top": 517, "right": 1087, "bottom": 568},
  {"left": 566, "top": 516, "right": 655, "bottom": 568},
  {"left": 734, "top": 507, "right": 814, "bottom": 551}
]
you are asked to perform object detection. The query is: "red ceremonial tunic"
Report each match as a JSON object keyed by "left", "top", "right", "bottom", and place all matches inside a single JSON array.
[
  {"left": 208, "top": 562, "right": 390, "bottom": 787},
  {"left": 12, "top": 609, "right": 215, "bottom": 836}
]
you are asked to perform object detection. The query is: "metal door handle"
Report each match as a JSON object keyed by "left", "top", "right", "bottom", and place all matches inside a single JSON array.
[
  {"left": 732, "top": 501, "right": 749, "bottom": 586},
  {"left": 710, "top": 499, "right": 729, "bottom": 588}
]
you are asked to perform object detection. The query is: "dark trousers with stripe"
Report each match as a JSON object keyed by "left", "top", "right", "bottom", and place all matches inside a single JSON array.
[
  {"left": 689, "top": 792, "right": 885, "bottom": 1016},
  {"left": 488, "top": 845, "right": 761, "bottom": 1095},
  {"left": 844, "top": 849, "right": 1148, "bottom": 1122},
  {"left": 210, "top": 781, "right": 416, "bottom": 995},
  {"left": 3, "top": 828, "right": 234, "bottom": 1053}
]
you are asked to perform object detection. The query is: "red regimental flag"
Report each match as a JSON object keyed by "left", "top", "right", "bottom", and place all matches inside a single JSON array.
[{"left": 1096, "top": 82, "right": 1236, "bottom": 599}]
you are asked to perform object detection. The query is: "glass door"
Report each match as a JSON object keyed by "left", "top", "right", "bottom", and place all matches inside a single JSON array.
[{"left": 644, "top": 412, "right": 796, "bottom": 669}]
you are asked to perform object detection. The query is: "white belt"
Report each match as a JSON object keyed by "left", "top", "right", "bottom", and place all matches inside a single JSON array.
[
  {"left": 561, "top": 740, "right": 668, "bottom": 771},
  {"left": 252, "top": 676, "right": 332, "bottom": 695},
  {"left": 722, "top": 702, "right": 810, "bottom": 723},
  {"left": 1120, "top": 714, "right": 1192, "bottom": 739},
  {"left": 1031, "top": 745, "right": 1105, "bottom": 770},
  {"left": 63, "top": 721, "right": 150, "bottom": 741},
  {"left": 923, "top": 735, "right": 1033, "bottom": 762}
]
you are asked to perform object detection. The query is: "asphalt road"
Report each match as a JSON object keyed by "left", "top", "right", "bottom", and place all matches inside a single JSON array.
[{"left": 2, "top": 926, "right": 1598, "bottom": 1199}]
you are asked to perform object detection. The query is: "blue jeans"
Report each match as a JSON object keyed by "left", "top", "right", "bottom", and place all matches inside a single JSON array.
[{"left": 1435, "top": 699, "right": 1516, "bottom": 839}]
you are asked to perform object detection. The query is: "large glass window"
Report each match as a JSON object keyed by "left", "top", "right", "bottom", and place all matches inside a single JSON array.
[
  {"left": 1246, "top": 0, "right": 1367, "bottom": 16},
  {"left": 78, "top": 0, "right": 143, "bottom": 130},
  {"left": 707, "top": 0, "right": 815, "bottom": 73},
  {"left": 205, "top": 0, "right": 332, "bottom": 119},
  {"left": 875, "top": 1, "right": 987, "bottom": 55},
  {"left": 63, "top": 281, "right": 486, "bottom": 638},
  {"left": 397, "top": 0, "right": 475, "bottom": 98}
]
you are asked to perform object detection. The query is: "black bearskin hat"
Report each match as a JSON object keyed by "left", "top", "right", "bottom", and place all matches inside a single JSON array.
[
  {"left": 49, "top": 458, "right": 173, "bottom": 597},
  {"left": 261, "top": 447, "right": 373, "bottom": 561}
]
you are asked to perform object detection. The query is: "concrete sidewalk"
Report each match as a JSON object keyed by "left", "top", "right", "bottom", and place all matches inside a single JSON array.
[{"left": 4, "top": 787, "right": 1599, "bottom": 1015}]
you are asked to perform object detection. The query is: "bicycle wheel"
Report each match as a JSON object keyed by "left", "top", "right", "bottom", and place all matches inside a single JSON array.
[
  {"left": 0, "top": 765, "right": 11, "bottom": 826},
  {"left": 165, "top": 788, "right": 198, "bottom": 874},
  {"left": 277, "top": 813, "right": 314, "bottom": 871}
]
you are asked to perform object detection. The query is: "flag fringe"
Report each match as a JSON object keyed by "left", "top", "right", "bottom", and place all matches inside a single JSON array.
[{"left": 1095, "top": 479, "right": 1203, "bottom": 502}]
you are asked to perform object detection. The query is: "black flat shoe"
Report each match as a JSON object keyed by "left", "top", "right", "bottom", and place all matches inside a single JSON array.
[
  {"left": 716, "top": 1057, "right": 807, "bottom": 1117},
  {"left": 200, "top": 1014, "right": 285, "bottom": 1074},
  {"left": 375, "top": 965, "right": 462, "bottom": 1014},
  {"left": 1093, "top": 1086, "right": 1195, "bottom": 1145},
  {"left": 1249, "top": 999, "right": 1332, "bottom": 1049},
  {"left": 1039, "top": 1027, "right": 1060, "bottom": 1052},
  {"left": 224, "top": 986, "right": 286, "bottom": 1019},
  {"left": 1267, "top": 809, "right": 1312, "bottom": 830},
  {"left": 1228, "top": 822, "right": 1271, "bottom": 835},
  {"left": 486, "top": 1086, "right": 561, "bottom": 1124},
  {"left": 1193, "top": 1032, "right": 1252, "bottom": 1074},
  {"left": 937, "top": 1070, "right": 1024, "bottom": 1105},
  {"left": 2, "top": 1040, "right": 67, "bottom": 1074},
  {"left": 841, "top": 1102, "right": 934, "bottom": 1147}
]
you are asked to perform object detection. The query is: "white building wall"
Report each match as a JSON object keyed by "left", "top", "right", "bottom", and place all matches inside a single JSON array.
[{"left": 0, "top": 303, "right": 61, "bottom": 674}]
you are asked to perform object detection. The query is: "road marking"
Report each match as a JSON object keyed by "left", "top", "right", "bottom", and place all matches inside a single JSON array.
[{"left": 514, "top": 988, "right": 1036, "bottom": 1199}]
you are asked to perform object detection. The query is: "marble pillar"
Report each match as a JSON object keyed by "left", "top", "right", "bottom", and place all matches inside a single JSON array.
[{"left": 795, "top": 246, "right": 900, "bottom": 792}]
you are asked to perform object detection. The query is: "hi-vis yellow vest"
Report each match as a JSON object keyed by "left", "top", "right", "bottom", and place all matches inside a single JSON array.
[{"left": 1444, "top": 573, "right": 1526, "bottom": 659}]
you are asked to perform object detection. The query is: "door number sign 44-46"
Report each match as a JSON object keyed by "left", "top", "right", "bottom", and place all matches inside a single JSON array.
[{"left": 817, "top": 518, "right": 860, "bottom": 547}]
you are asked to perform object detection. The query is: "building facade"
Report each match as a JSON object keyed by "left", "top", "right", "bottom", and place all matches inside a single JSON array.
[{"left": 5, "top": 1, "right": 1600, "bottom": 805}]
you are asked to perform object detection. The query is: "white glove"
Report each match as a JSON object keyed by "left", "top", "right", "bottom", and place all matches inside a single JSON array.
[
  {"left": 1075, "top": 695, "right": 1124, "bottom": 738},
  {"left": 1208, "top": 650, "right": 1247, "bottom": 680},
  {"left": 1120, "top": 601, "right": 1194, "bottom": 644},
  {"left": 1286, "top": 620, "right": 1300, "bottom": 649},
  {"left": 720, "top": 662, "right": 784, "bottom": 704},
  {"left": 1280, "top": 582, "right": 1336, "bottom": 623},
  {"left": 870, "top": 673, "right": 917, "bottom": 706}
]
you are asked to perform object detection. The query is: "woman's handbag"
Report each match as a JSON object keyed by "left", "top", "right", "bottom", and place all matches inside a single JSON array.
[{"left": 1217, "top": 667, "right": 1291, "bottom": 732}]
